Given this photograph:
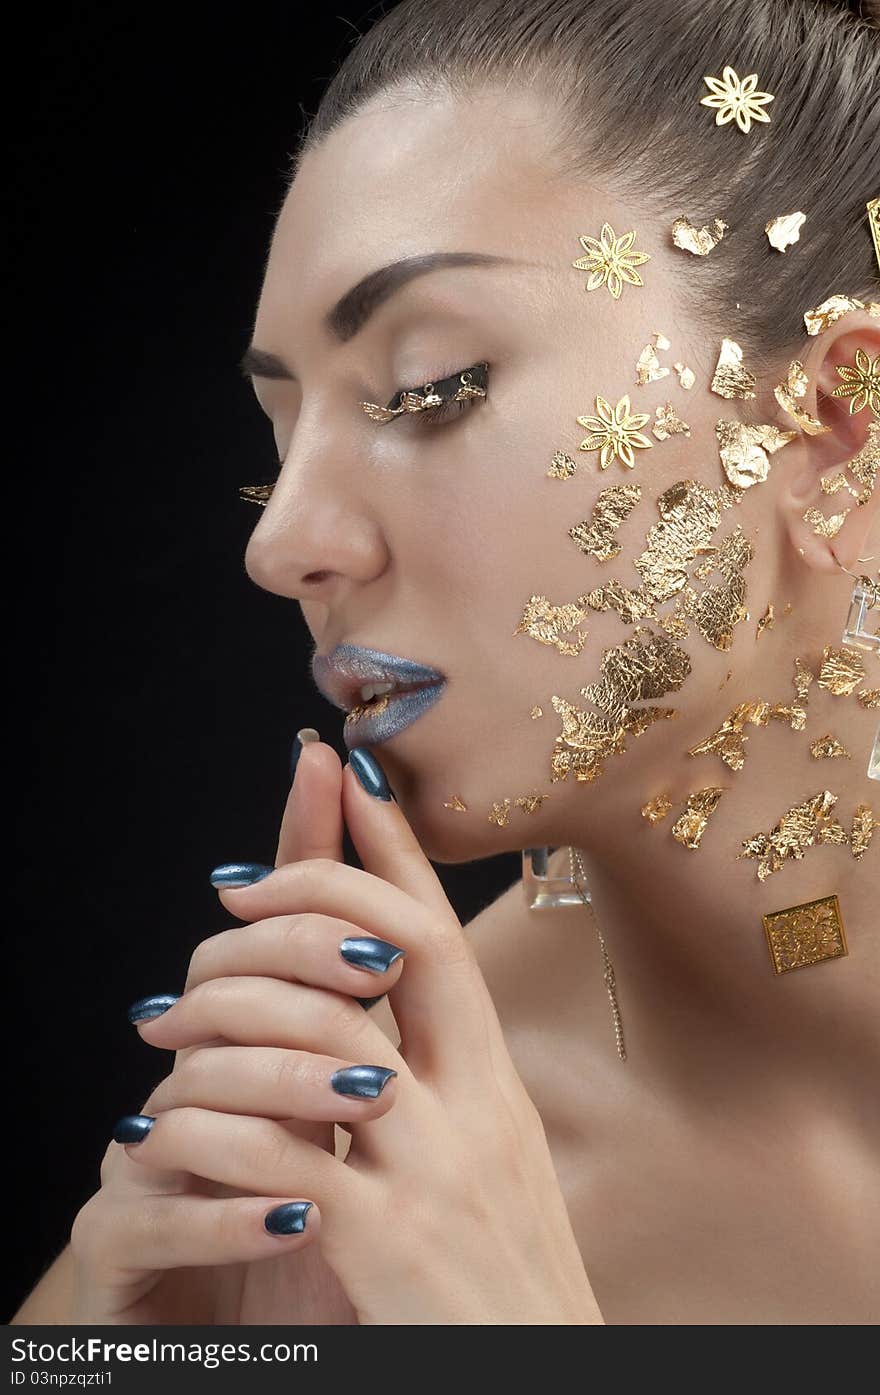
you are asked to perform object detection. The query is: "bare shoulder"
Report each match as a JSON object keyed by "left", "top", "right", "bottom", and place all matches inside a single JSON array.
[{"left": 10, "top": 1243, "right": 75, "bottom": 1324}]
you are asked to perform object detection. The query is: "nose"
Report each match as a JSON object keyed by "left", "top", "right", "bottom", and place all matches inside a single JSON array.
[{"left": 243, "top": 439, "right": 389, "bottom": 604}]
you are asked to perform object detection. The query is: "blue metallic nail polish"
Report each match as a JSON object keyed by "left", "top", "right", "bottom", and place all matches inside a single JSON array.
[
  {"left": 112, "top": 1114, "right": 156, "bottom": 1144},
  {"left": 264, "top": 1200, "right": 314, "bottom": 1236},
  {"left": 348, "top": 748, "right": 393, "bottom": 801},
  {"left": 339, "top": 936, "right": 406, "bottom": 975},
  {"left": 209, "top": 862, "right": 274, "bottom": 888},
  {"left": 127, "top": 993, "right": 181, "bottom": 1024},
  {"left": 331, "top": 1064, "right": 397, "bottom": 1098},
  {"left": 356, "top": 993, "right": 387, "bottom": 1011}
]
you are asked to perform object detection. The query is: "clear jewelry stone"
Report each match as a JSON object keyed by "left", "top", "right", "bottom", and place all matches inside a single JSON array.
[
  {"left": 842, "top": 579, "right": 879, "bottom": 653},
  {"left": 869, "top": 724, "right": 880, "bottom": 782}
]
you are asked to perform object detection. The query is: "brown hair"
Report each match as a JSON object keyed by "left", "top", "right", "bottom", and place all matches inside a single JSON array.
[{"left": 291, "top": 0, "right": 879, "bottom": 376}]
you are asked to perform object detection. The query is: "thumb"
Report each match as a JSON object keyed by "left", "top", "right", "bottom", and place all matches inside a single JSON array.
[{"left": 342, "top": 746, "right": 456, "bottom": 924}]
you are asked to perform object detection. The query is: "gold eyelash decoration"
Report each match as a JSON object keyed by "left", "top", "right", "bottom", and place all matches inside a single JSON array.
[{"left": 358, "top": 362, "right": 488, "bottom": 424}]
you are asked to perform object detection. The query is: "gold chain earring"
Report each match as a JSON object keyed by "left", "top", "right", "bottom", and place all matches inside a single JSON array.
[{"left": 522, "top": 846, "right": 627, "bottom": 1061}]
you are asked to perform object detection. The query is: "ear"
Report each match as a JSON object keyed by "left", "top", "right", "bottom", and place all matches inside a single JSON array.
[{"left": 781, "top": 312, "right": 880, "bottom": 576}]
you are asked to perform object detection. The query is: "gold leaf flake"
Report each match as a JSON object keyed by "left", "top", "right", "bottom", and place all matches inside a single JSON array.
[
  {"left": 817, "top": 644, "right": 867, "bottom": 695},
  {"left": 803, "top": 506, "right": 848, "bottom": 538},
  {"left": 514, "top": 595, "right": 589, "bottom": 656},
  {"left": 765, "top": 211, "right": 806, "bottom": 252},
  {"left": 443, "top": 794, "right": 468, "bottom": 811},
  {"left": 809, "top": 733, "right": 851, "bottom": 760},
  {"left": 773, "top": 360, "right": 833, "bottom": 436},
  {"left": 671, "top": 787, "right": 726, "bottom": 849},
  {"left": 653, "top": 331, "right": 671, "bottom": 351},
  {"left": 636, "top": 341, "right": 671, "bottom": 385},
  {"left": 673, "top": 362, "right": 696, "bottom": 389},
  {"left": 530, "top": 705, "right": 544, "bottom": 719},
  {"left": 689, "top": 699, "right": 804, "bottom": 771},
  {"left": 652, "top": 402, "right": 691, "bottom": 441},
  {"left": 488, "top": 799, "right": 512, "bottom": 827},
  {"left": 820, "top": 472, "right": 857, "bottom": 497},
  {"left": 547, "top": 449, "right": 578, "bottom": 479},
  {"left": 671, "top": 215, "right": 728, "bottom": 255},
  {"left": 857, "top": 688, "right": 880, "bottom": 709},
  {"left": 803, "top": 294, "right": 866, "bottom": 336},
  {"left": 711, "top": 338, "right": 757, "bottom": 400},
  {"left": 514, "top": 793, "right": 551, "bottom": 815},
  {"left": 816, "top": 820, "right": 848, "bottom": 846},
  {"left": 783, "top": 602, "right": 794, "bottom": 616},
  {"left": 641, "top": 793, "right": 674, "bottom": 823},
  {"left": 715, "top": 418, "right": 797, "bottom": 488},
  {"left": 700, "top": 66, "right": 775, "bottom": 134},
  {"left": 793, "top": 656, "right": 814, "bottom": 704},
  {"left": 576, "top": 394, "right": 654, "bottom": 470},
  {"left": 568, "top": 483, "right": 642, "bottom": 562},
  {"left": 572, "top": 223, "right": 651, "bottom": 300},
  {"left": 737, "top": 789, "right": 840, "bottom": 881},
  {"left": 845, "top": 419, "right": 880, "bottom": 496},
  {"left": 549, "top": 627, "right": 689, "bottom": 785},
  {"left": 756, "top": 603, "right": 775, "bottom": 638},
  {"left": 851, "top": 803, "right": 876, "bottom": 859}
]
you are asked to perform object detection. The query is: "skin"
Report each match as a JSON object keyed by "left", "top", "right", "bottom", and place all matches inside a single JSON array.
[{"left": 13, "top": 84, "right": 878, "bottom": 1325}]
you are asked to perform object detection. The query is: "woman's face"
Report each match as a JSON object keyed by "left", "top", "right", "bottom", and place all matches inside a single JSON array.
[{"left": 244, "top": 85, "right": 869, "bottom": 863}]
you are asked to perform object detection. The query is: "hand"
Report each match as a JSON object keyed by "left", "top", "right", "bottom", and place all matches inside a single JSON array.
[
  {"left": 69, "top": 739, "right": 381, "bottom": 1325},
  {"left": 112, "top": 745, "right": 605, "bottom": 1325}
]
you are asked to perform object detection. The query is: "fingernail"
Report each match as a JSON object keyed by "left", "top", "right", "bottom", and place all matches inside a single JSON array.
[
  {"left": 127, "top": 993, "right": 181, "bottom": 1023},
  {"left": 112, "top": 1114, "right": 155, "bottom": 1144},
  {"left": 209, "top": 862, "right": 274, "bottom": 888},
  {"left": 348, "top": 747, "right": 393, "bottom": 801},
  {"left": 290, "top": 727, "right": 320, "bottom": 781},
  {"left": 339, "top": 936, "right": 406, "bottom": 975},
  {"left": 264, "top": 1200, "right": 314, "bottom": 1236},
  {"left": 330, "top": 1065, "right": 397, "bottom": 1098},
  {"left": 356, "top": 993, "right": 387, "bottom": 1011}
]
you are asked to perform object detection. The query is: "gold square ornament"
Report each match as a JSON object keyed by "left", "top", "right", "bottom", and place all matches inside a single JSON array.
[
  {"left": 868, "top": 198, "right": 880, "bottom": 275},
  {"left": 762, "top": 894, "right": 848, "bottom": 975}
]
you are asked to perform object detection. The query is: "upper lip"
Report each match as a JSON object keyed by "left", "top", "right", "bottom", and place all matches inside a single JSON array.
[{"left": 311, "top": 644, "right": 446, "bottom": 712}]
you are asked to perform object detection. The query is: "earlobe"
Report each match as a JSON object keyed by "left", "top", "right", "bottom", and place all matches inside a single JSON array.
[{"left": 781, "top": 316, "right": 880, "bottom": 576}]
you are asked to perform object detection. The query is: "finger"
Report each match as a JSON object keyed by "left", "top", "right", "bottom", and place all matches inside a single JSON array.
[
  {"left": 142, "top": 1044, "right": 399, "bottom": 1123},
  {"left": 212, "top": 860, "right": 500, "bottom": 1080},
  {"left": 276, "top": 736, "right": 345, "bottom": 866},
  {"left": 182, "top": 915, "right": 406, "bottom": 997},
  {"left": 134, "top": 975, "right": 405, "bottom": 1070},
  {"left": 116, "top": 1106, "right": 371, "bottom": 1224},
  {"left": 72, "top": 1188, "right": 321, "bottom": 1275}
]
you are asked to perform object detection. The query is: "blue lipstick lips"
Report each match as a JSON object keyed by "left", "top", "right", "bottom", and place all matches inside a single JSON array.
[{"left": 311, "top": 644, "right": 447, "bottom": 747}]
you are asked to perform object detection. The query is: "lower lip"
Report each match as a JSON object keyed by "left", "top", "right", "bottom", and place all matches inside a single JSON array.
[{"left": 342, "top": 680, "right": 447, "bottom": 749}]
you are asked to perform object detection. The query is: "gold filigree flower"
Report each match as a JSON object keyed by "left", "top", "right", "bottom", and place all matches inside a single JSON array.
[
  {"left": 831, "top": 348, "right": 880, "bottom": 416},
  {"left": 572, "top": 223, "right": 651, "bottom": 300},
  {"left": 576, "top": 394, "right": 653, "bottom": 470},
  {"left": 700, "top": 65, "right": 775, "bottom": 134}
]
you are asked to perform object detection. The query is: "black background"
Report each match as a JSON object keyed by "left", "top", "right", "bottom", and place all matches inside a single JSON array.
[{"left": 7, "top": 2, "right": 519, "bottom": 1319}]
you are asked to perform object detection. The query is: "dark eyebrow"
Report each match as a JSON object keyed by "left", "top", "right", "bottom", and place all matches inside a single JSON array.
[{"left": 238, "top": 250, "right": 514, "bottom": 381}]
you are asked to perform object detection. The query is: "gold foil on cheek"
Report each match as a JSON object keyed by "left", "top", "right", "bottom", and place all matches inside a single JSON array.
[
  {"left": 688, "top": 700, "right": 806, "bottom": 771},
  {"left": 443, "top": 794, "right": 468, "bottom": 812},
  {"left": 690, "top": 527, "right": 752, "bottom": 651},
  {"left": 711, "top": 338, "right": 757, "bottom": 400},
  {"left": 549, "top": 628, "right": 689, "bottom": 784},
  {"left": 816, "top": 820, "right": 848, "bottom": 846},
  {"left": 845, "top": 420, "right": 880, "bottom": 496},
  {"left": 756, "top": 603, "right": 775, "bottom": 638},
  {"left": 764, "top": 211, "right": 806, "bottom": 252},
  {"left": 737, "top": 789, "right": 840, "bottom": 881},
  {"left": 488, "top": 799, "right": 512, "bottom": 827},
  {"left": 803, "top": 507, "right": 848, "bottom": 538},
  {"left": 857, "top": 688, "right": 880, "bottom": 709},
  {"left": 817, "top": 644, "right": 867, "bottom": 695},
  {"left": 793, "top": 656, "right": 814, "bottom": 704},
  {"left": 514, "top": 793, "right": 551, "bottom": 815},
  {"left": 773, "top": 360, "right": 833, "bottom": 436},
  {"left": 671, "top": 215, "right": 728, "bottom": 255},
  {"left": 671, "top": 787, "right": 726, "bottom": 849},
  {"left": 547, "top": 449, "right": 578, "bottom": 480},
  {"left": 673, "top": 362, "right": 696, "bottom": 389},
  {"left": 514, "top": 595, "right": 589, "bottom": 657},
  {"left": 641, "top": 794, "right": 674, "bottom": 823},
  {"left": 530, "top": 705, "right": 544, "bottom": 718},
  {"left": 715, "top": 419, "right": 797, "bottom": 489},
  {"left": 652, "top": 403, "right": 692, "bottom": 441},
  {"left": 568, "top": 483, "right": 642, "bottom": 562},
  {"left": 810, "top": 734, "right": 851, "bottom": 760},
  {"left": 851, "top": 804, "right": 876, "bottom": 859},
  {"left": 635, "top": 339, "right": 671, "bottom": 385}
]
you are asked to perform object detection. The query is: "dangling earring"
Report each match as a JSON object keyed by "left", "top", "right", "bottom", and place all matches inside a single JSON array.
[
  {"left": 834, "top": 556, "right": 879, "bottom": 780},
  {"left": 522, "top": 846, "right": 627, "bottom": 1061}
]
